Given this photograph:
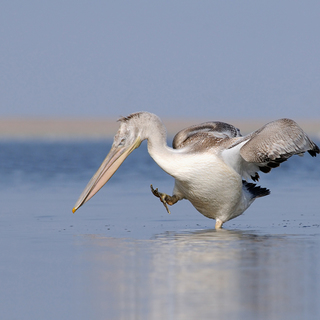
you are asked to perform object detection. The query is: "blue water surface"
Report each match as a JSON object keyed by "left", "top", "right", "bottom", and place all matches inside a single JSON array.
[{"left": 0, "top": 140, "right": 320, "bottom": 320}]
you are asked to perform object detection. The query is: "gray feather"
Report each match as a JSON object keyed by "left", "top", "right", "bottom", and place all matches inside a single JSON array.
[
  {"left": 173, "top": 121, "right": 241, "bottom": 151},
  {"left": 239, "top": 118, "right": 319, "bottom": 172}
]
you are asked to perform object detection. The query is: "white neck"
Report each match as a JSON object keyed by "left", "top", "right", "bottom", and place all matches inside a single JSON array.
[{"left": 144, "top": 119, "right": 184, "bottom": 178}]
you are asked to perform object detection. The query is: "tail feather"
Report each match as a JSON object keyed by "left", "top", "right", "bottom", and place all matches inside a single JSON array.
[{"left": 242, "top": 180, "right": 270, "bottom": 199}]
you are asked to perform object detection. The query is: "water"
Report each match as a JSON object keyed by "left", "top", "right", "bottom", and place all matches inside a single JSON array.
[{"left": 0, "top": 140, "right": 320, "bottom": 320}]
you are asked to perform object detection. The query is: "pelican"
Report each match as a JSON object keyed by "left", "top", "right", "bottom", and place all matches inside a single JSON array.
[{"left": 72, "top": 112, "right": 319, "bottom": 229}]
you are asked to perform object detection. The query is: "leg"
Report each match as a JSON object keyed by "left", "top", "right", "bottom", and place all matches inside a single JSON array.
[
  {"left": 215, "top": 219, "right": 224, "bottom": 229},
  {"left": 150, "top": 185, "right": 181, "bottom": 214}
]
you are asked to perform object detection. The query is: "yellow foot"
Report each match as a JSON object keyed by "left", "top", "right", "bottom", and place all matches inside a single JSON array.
[
  {"left": 150, "top": 185, "right": 171, "bottom": 214},
  {"left": 215, "top": 219, "right": 224, "bottom": 229}
]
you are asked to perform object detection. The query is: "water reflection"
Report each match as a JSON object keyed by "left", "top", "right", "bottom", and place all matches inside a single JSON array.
[
  {"left": 1, "top": 141, "right": 319, "bottom": 320},
  {"left": 83, "top": 229, "right": 319, "bottom": 320}
]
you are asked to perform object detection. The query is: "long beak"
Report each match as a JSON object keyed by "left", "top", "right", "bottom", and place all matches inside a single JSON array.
[{"left": 72, "top": 136, "right": 141, "bottom": 213}]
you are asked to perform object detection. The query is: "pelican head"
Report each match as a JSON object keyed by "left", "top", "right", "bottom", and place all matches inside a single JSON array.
[{"left": 72, "top": 112, "right": 163, "bottom": 213}]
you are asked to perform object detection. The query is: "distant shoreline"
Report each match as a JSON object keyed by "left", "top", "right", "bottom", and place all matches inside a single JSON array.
[{"left": 0, "top": 117, "right": 319, "bottom": 140}]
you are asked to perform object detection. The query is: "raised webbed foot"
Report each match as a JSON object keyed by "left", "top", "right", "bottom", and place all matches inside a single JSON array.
[{"left": 150, "top": 185, "right": 171, "bottom": 214}]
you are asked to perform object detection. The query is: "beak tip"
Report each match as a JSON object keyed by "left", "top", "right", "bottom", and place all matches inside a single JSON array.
[{"left": 72, "top": 207, "right": 77, "bottom": 214}]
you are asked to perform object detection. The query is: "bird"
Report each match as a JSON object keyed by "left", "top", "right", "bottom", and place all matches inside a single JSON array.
[{"left": 72, "top": 111, "right": 319, "bottom": 229}]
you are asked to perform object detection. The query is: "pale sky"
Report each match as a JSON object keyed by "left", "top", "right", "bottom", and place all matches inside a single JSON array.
[{"left": 1, "top": 1, "right": 320, "bottom": 120}]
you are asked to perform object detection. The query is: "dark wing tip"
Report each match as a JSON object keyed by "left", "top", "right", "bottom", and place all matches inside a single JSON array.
[
  {"left": 251, "top": 172, "right": 260, "bottom": 181},
  {"left": 308, "top": 143, "right": 320, "bottom": 157}
]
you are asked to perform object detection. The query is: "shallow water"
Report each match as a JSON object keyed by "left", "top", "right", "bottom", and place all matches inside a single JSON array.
[{"left": 0, "top": 140, "right": 320, "bottom": 319}]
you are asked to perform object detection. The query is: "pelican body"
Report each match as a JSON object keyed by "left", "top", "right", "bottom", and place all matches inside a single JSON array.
[{"left": 73, "top": 112, "right": 319, "bottom": 229}]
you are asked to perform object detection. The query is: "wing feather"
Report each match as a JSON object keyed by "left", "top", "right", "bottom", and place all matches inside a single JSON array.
[
  {"left": 239, "top": 118, "right": 319, "bottom": 172},
  {"left": 172, "top": 121, "right": 241, "bottom": 151}
]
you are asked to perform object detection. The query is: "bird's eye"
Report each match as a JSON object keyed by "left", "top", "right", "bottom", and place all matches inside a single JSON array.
[{"left": 119, "top": 138, "right": 126, "bottom": 145}]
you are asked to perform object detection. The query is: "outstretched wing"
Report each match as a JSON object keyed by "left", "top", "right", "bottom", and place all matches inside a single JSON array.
[
  {"left": 239, "top": 118, "right": 319, "bottom": 174},
  {"left": 172, "top": 121, "right": 242, "bottom": 151},
  {"left": 222, "top": 118, "right": 319, "bottom": 181}
]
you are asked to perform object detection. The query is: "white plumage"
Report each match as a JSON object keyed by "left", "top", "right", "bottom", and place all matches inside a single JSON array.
[{"left": 73, "top": 112, "right": 319, "bottom": 229}]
